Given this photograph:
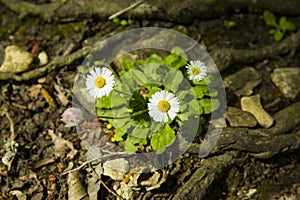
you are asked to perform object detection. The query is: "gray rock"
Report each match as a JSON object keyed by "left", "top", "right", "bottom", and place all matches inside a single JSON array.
[
  {"left": 225, "top": 107, "right": 257, "bottom": 127},
  {"left": 271, "top": 68, "right": 300, "bottom": 99},
  {"left": 241, "top": 95, "right": 274, "bottom": 128},
  {"left": 224, "top": 67, "right": 261, "bottom": 96},
  {"left": 0, "top": 45, "right": 33, "bottom": 73}
]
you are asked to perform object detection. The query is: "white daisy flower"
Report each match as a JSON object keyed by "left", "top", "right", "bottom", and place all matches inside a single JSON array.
[
  {"left": 86, "top": 67, "right": 115, "bottom": 98},
  {"left": 148, "top": 91, "right": 180, "bottom": 123},
  {"left": 186, "top": 60, "right": 208, "bottom": 81}
]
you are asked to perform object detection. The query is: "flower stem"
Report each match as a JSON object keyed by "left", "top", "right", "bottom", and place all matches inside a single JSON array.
[
  {"left": 130, "top": 109, "right": 148, "bottom": 117},
  {"left": 114, "top": 89, "right": 131, "bottom": 96}
]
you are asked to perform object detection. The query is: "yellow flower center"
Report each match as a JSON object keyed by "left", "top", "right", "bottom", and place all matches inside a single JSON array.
[
  {"left": 192, "top": 66, "right": 200, "bottom": 75},
  {"left": 95, "top": 77, "right": 106, "bottom": 88},
  {"left": 157, "top": 100, "right": 170, "bottom": 112}
]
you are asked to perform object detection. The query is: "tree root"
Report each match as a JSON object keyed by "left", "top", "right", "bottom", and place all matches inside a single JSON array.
[
  {"left": 211, "top": 30, "right": 300, "bottom": 72},
  {"left": 177, "top": 101, "right": 300, "bottom": 199},
  {"left": 172, "top": 151, "right": 240, "bottom": 200},
  {"left": 1, "top": 0, "right": 300, "bottom": 23},
  {"left": 1, "top": 29, "right": 299, "bottom": 82}
]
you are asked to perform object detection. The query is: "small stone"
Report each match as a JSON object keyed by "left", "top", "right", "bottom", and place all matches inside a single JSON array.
[
  {"left": 241, "top": 95, "right": 274, "bottom": 128},
  {"left": 224, "top": 67, "right": 261, "bottom": 96},
  {"left": 103, "top": 158, "right": 129, "bottom": 180},
  {"left": 0, "top": 45, "right": 33, "bottom": 73},
  {"left": 271, "top": 68, "right": 300, "bottom": 99},
  {"left": 225, "top": 107, "right": 257, "bottom": 127},
  {"left": 38, "top": 51, "right": 48, "bottom": 65}
]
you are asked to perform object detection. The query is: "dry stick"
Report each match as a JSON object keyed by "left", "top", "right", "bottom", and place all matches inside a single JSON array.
[
  {"left": 5, "top": 111, "right": 15, "bottom": 141},
  {"left": 108, "top": 0, "right": 148, "bottom": 20}
]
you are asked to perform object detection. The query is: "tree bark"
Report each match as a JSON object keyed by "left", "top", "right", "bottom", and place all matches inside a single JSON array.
[{"left": 1, "top": 0, "right": 299, "bottom": 23}]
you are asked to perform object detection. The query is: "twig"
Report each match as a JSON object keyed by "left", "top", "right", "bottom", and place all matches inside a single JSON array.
[
  {"left": 108, "top": 0, "right": 147, "bottom": 20},
  {"left": 5, "top": 111, "right": 15, "bottom": 141},
  {"left": 90, "top": 165, "right": 123, "bottom": 199},
  {"left": 61, "top": 151, "right": 127, "bottom": 175},
  {"left": 0, "top": 46, "right": 91, "bottom": 82},
  {"left": 61, "top": 157, "right": 100, "bottom": 175}
]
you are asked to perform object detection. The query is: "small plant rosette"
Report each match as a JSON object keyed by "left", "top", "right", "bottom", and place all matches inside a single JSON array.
[{"left": 71, "top": 27, "right": 226, "bottom": 171}]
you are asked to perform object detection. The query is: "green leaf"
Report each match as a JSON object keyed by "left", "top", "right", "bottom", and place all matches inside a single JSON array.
[
  {"left": 193, "top": 85, "right": 209, "bottom": 99},
  {"left": 164, "top": 54, "right": 187, "bottom": 69},
  {"left": 131, "top": 126, "right": 150, "bottom": 138},
  {"left": 279, "top": 17, "right": 296, "bottom": 31},
  {"left": 263, "top": 10, "right": 278, "bottom": 27},
  {"left": 111, "top": 128, "right": 126, "bottom": 142},
  {"left": 112, "top": 17, "right": 120, "bottom": 24},
  {"left": 269, "top": 29, "right": 276, "bottom": 34},
  {"left": 189, "top": 98, "right": 202, "bottom": 115},
  {"left": 136, "top": 60, "right": 146, "bottom": 66},
  {"left": 122, "top": 60, "right": 134, "bottom": 71},
  {"left": 274, "top": 29, "right": 284, "bottom": 41},
  {"left": 199, "top": 98, "right": 220, "bottom": 114},
  {"left": 171, "top": 46, "right": 188, "bottom": 60},
  {"left": 177, "top": 90, "right": 193, "bottom": 102},
  {"left": 112, "top": 107, "right": 129, "bottom": 119},
  {"left": 125, "top": 135, "right": 147, "bottom": 154},
  {"left": 120, "top": 20, "right": 128, "bottom": 26},
  {"left": 145, "top": 54, "right": 163, "bottom": 64},
  {"left": 94, "top": 60, "right": 102, "bottom": 66},
  {"left": 80, "top": 66, "right": 89, "bottom": 74},
  {"left": 96, "top": 109, "right": 113, "bottom": 120},
  {"left": 131, "top": 69, "right": 148, "bottom": 85},
  {"left": 223, "top": 20, "right": 236, "bottom": 29},
  {"left": 113, "top": 117, "right": 131, "bottom": 130},
  {"left": 151, "top": 124, "right": 175, "bottom": 154},
  {"left": 205, "top": 88, "right": 218, "bottom": 97},
  {"left": 96, "top": 95, "right": 112, "bottom": 109},
  {"left": 164, "top": 69, "right": 183, "bottom": 92}
]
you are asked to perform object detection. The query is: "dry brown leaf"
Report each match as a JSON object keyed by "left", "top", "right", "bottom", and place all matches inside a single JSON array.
[
  {"left": 48, "top": 130, "right": 78, "bottom": 159},
  {"left": 10, "top": 190, "right": 27, "bottom": 200},
  {"left": 67, "top": 171, "right": 88, "bottom": 200},
  {"left": 54, "top": 81, "right": 69, "bottom": 106}
]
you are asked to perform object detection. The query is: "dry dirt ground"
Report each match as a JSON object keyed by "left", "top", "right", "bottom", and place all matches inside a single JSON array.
[{"left": 0, "top": 2, "right": 300, "bottom": 200}]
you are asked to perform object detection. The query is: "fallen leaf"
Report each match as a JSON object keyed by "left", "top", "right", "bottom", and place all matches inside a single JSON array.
[
  {"left": 48, "top": 130, "right": 78, "bottom": 159},
  {"left": 67, "top": 171, "right": 88, "bottom": 200}
]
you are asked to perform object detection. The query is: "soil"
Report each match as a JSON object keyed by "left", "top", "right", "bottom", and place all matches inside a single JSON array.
[{"left": 0, "top": 2, "right": 300, "bottom": 200}]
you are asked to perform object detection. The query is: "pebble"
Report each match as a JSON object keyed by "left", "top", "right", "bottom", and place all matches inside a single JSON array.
[
  {"left": 0, "top": 45, "right": 33, "bottom": 73},
  {"left": 271, "top": 68, "right": 300, "bottom": 99},
  {"left": 103, "top": 158, "right": 129, "bottom": 180},
  {"left": 225, "top": 107, "right": 257, "bottom": 127},
  {"left": 241, "top": 95, "right": 274, "bottom": 128},
  {"left": 224, "top": 67, "right": 261, "bottom": 96},
  {"left": 38, "top": 51, "right": 48, "bottom": 65}
]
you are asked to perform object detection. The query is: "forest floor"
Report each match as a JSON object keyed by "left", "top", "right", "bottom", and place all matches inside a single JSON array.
[{"left": 0, "top": 2, "right": 300, "bottom": 200}]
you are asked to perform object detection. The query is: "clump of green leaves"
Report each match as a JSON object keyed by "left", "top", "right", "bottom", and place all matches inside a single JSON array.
[
  {"left": 263, "top": 10, "right": 296, "bottom": 41},
  {"left": 223, "top": 20, "right": 236, "bottom": 30},
  {"left": 112, "top": 17, "right": 128, "bottom": 26},
  {"left": 95, "top": 47, "right": 220, "bottom": 154}
]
